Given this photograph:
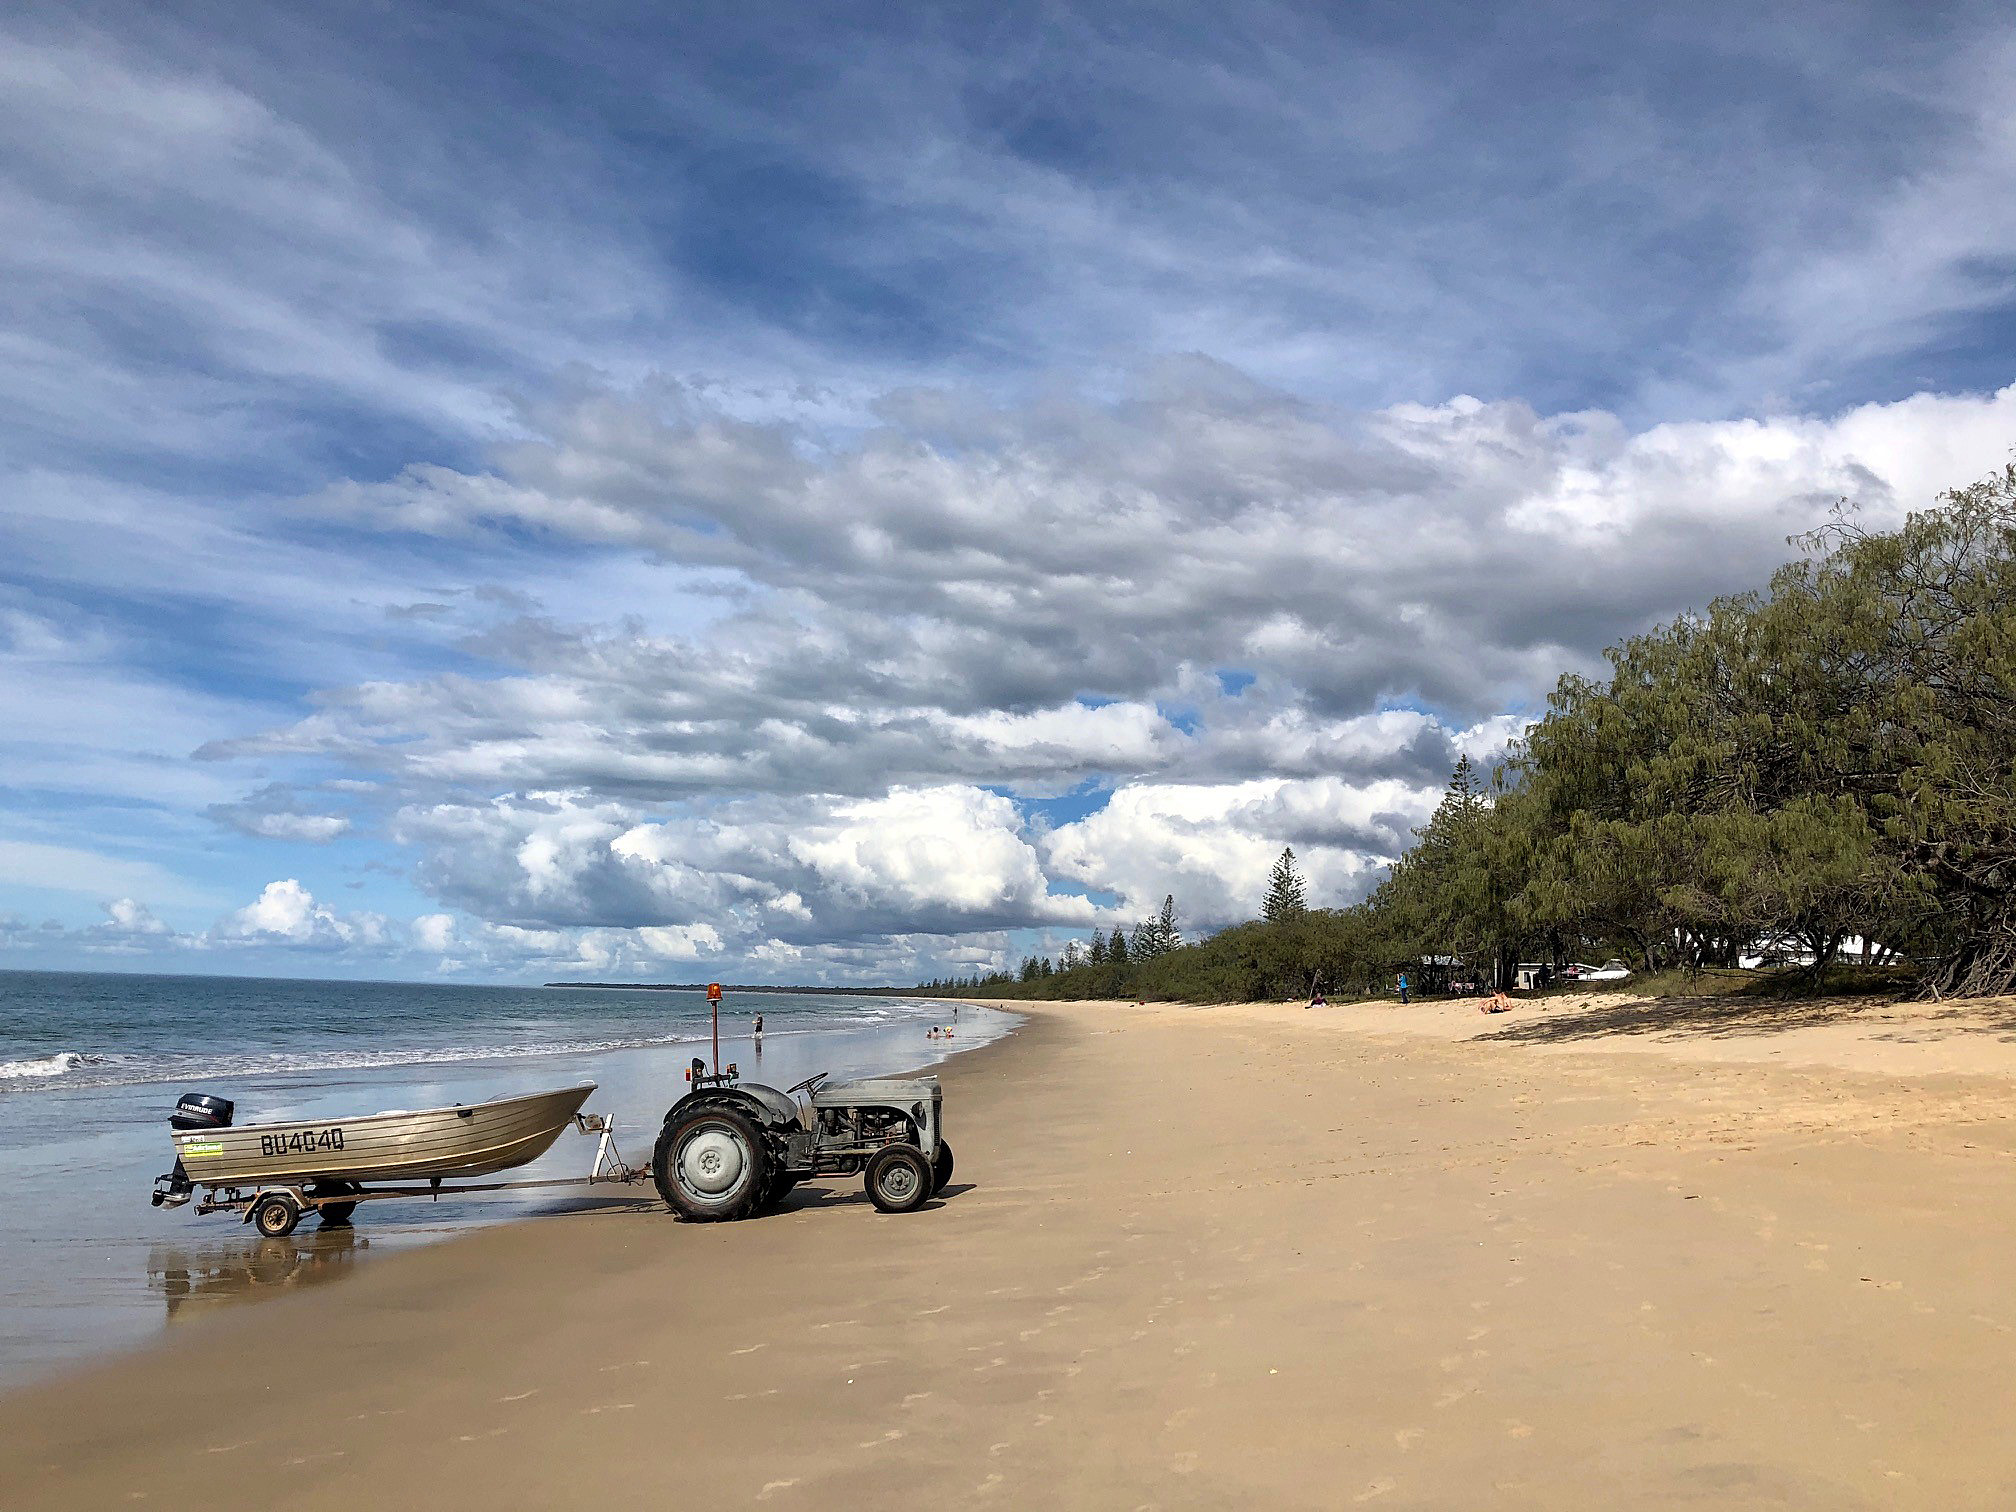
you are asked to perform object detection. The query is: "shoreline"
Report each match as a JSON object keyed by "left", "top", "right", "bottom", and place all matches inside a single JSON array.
[
  {"left": 12, "top": 994, "right": 2016, "bottom": 1506},
  {"left": 0, "top": 1016, "right": 1031, "bottom": 1404}
]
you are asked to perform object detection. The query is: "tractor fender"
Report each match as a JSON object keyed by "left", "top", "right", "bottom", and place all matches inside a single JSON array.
[{"left": 662, "top": 1084, "right": 800, "bottom": 1134}]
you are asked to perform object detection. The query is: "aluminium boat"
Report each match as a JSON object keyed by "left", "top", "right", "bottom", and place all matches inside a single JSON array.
[{"left": 166, "top": 1083, "right": 598, "bottom": 1186}]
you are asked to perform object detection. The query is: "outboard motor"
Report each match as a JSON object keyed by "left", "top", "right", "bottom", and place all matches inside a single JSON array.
[
  {"left": 155, "top": 1094, "right": 231, "bottom": 1207},
  {"left": 169, "top": 1092, "right": 233, "bottom": 1130}
]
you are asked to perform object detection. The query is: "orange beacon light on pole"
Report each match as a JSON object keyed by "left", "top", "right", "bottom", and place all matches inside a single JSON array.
[{"left": 707, "top": 983, "right": 723, "bottom": 1071}]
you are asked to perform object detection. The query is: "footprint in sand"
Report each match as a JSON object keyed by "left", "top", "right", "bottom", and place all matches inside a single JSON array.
[
  {"left": 1394, "top": 1428, "right": 1424, "bottom": 1451},
  {"left": 1505, "top": 1421, "right": 1534, "bottom": 1439},
  {"left": 1352, "top": 1478, "right": 1396, "bottom": 1501},
  {"left": 756, "top": 1478, "right": 800, "bottom": 1500},
  {"left": 1171, "top": 1452, "right": 1199, "bottom": 1474}
]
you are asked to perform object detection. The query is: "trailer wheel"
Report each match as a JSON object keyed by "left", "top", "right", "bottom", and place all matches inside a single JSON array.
[
  {"left": 655, "top": 1106, "right": 770, "bottom": 1221},
  {"left": 311, "top": 1181, "right": 360, "bottom": 1227},
  {"left": 865, "top": 1145, "right": 932, "bottom": 1214},
  {"left": 251, "top": 1193, "right": 301, "bottom": 1238},
  {"left": 932, "top": 1139, "right": 955, "bottom": 1196}
]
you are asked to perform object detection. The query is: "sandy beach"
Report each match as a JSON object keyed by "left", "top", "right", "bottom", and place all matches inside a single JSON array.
[{"left": 9, "top": 991, "right": 2016, "bottom": 1509}]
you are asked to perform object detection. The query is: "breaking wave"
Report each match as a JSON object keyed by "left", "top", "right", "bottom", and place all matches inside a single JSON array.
[{"left": 0, "top": 1051, "right": 97, "bottom": 1080}]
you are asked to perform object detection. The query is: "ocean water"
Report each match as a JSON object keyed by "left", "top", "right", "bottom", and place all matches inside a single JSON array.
[{"left": 0, "top": 970, "right": 1011, "bottom": 1390}]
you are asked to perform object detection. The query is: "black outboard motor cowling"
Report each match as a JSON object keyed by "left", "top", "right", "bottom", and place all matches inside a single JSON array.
[{"left": 169, "top": 1092, "right": 233, "bottom": 1130}]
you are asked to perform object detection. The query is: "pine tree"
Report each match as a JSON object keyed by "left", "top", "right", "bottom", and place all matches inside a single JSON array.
[
  {"left": 1109, "top": 927, "right": 1130, "bottom": 964},
  {"left": 1088, "top": 931, "right": 1108, "bottom": 965},
  {"left": 1263, "top": 847, "right": 1308, "bottom": 922}
]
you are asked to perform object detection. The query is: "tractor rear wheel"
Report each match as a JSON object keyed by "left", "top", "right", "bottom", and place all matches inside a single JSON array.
[
  {"left": 655, "top": 1106, "right": 770, "bottom": 1222},
  {"left": 865, "top": 1144, "right": 932, "bottom": 1214},
  {"left": 932, "top": 1139, "right": 955, "bottom": 1195}
]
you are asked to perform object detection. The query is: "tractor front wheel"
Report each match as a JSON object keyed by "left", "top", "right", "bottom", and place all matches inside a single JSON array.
[{"left": 864, "top": 1144, "right": 933, "bottom": 1214}]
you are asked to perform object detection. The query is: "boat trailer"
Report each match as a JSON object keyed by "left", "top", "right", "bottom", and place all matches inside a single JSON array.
[{"left": 161, "top": 1110, "right": 649, "bottom": 1238}]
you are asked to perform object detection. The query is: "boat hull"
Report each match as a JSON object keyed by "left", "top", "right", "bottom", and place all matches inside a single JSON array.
[{"left": 171, "top": 1084, "right": 596, "bottom": 1186}]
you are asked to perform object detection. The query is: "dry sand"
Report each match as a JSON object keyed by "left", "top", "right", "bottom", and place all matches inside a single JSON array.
[{"left": 9, "top": 991, "right": 2016, "bottom": 1509}]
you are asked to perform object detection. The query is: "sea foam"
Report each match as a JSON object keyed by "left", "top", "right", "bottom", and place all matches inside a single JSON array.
[{"left": 0, "top": 1051, "right": 90, "bottom": 1080}]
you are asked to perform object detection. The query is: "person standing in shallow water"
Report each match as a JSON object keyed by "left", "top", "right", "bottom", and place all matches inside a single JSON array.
[
  {"left": 1397, "top": 972, "right": 1410, "bottom": 1005},
  {"left": 753, "top": 1013, "right": 763, "bottom": 1050}
]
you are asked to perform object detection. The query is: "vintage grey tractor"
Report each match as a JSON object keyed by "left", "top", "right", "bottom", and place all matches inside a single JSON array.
[{"left": 652, "top": 1062, "right": 952, "bottom": 1221}]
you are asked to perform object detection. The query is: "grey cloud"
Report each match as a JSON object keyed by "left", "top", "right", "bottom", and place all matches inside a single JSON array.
[
  {"left": 208, "top": 784, "right": 352, "bottom": 843},
  {"left": 314, "top": 368, "right": 2009, "bottom": 746},
  {"left": 393, "top": 786, "right": 1095, "bottom": 947}
]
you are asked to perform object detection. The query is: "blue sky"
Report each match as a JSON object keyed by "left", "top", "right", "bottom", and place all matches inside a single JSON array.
[{"left": 5, "top": 1, "right": 2016, "bottom": 981}]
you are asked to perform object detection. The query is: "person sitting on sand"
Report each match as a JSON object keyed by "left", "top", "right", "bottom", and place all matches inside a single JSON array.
[{"left": 1307, "top": 992, "right": 1327, "bottom": 1009}]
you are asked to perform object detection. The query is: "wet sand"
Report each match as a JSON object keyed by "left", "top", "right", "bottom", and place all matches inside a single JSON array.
[{"left": 9, "top": 993, "right": 2016, "bottom": 1508}]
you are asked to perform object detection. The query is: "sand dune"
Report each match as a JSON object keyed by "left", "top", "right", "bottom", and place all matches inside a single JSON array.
[{"left": 8, "top": 994, "right": 2016, "bottom": 1508}]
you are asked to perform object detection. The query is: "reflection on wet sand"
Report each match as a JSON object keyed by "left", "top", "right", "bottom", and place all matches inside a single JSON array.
[{"left": 148, "top": 1229, "right": 371, "bottom": 1323}]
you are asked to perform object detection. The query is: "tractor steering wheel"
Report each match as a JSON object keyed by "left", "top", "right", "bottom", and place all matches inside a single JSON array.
[{"left": 786, "top": 1071, "right": 829, "bottom": 1097}]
